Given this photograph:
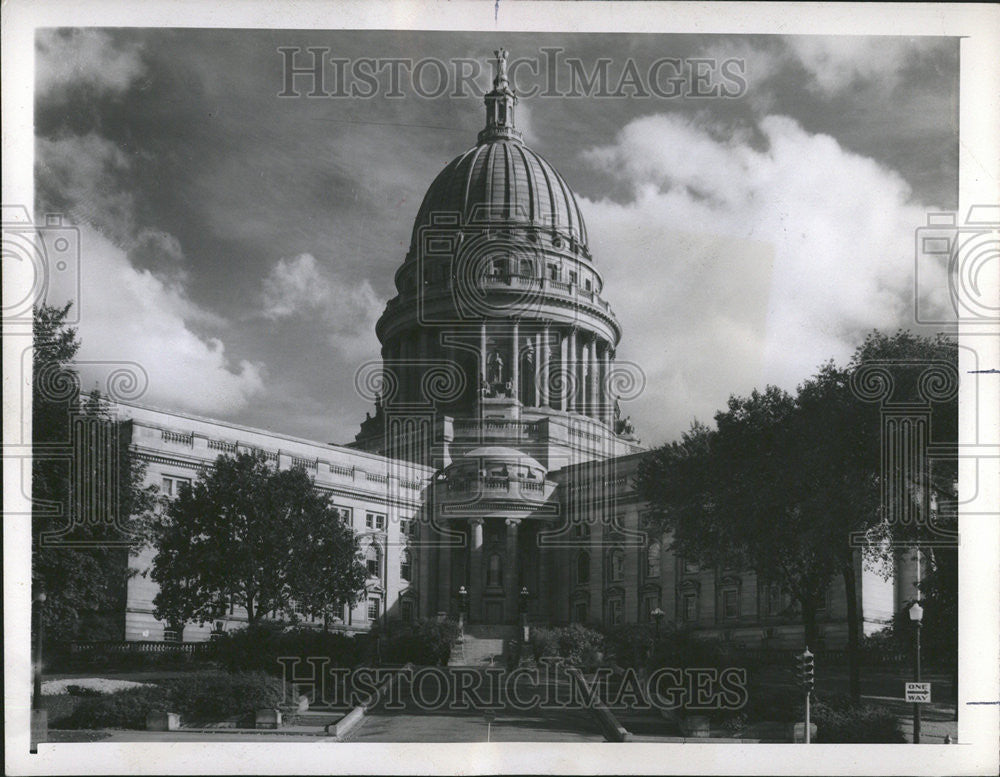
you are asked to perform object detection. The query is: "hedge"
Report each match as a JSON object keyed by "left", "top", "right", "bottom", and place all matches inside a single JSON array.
[
  {"left": 373, "top": 618, "right": 459, "bottom": 666},
  {"left": 212, "top": 623, "right": 371, "bottom": 675},
  {"left": 54, "top": 672, "right": 287, "bottom": 729}
]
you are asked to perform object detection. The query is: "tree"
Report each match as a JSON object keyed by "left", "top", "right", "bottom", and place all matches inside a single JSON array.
[
  {"left": 151, "top": 451, "right": 368, "bottom": 628},
  {"left": 32, "top": 303, "right": 158, "bottom": 643},
  {"left": 638, "top": 329, "right": 957, "bottom": 702}
]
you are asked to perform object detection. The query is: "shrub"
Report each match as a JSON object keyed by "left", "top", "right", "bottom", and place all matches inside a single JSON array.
[
  {"left": 375, "top": 618, "right": 459, "bottom": 666},
  {"left": 743, "top": 686, "right": 803, "bottom": 724},
  {"left": 55, "top": 672, "right": 288, "bottom": 729},
  {"left": 811, "top": 699, "right": 905, "bottom": 743},
  {"left": 648, "top": 629, "right": 722, "bottom": 671},
  {"left": 58, "top": 686, "right": 169, "bottom": 729},
  {"left": 529, "top": 624, "right": 605, "bottom": 669},
  {"left": 602, "top": 623, "right": 655, "bottom": 669},
  {"left": 213, "top": 624, "right": 370, "bottom": 675},
  {"left": 65, "top": 684, "right": 104, "bottom": 697}
]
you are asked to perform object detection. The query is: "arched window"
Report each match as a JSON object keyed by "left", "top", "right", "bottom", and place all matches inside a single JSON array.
[
  {"left": 365, "top": 544, "right": 381, "bottom": 578},
  {"left": 487, "top": 553, "right": 503, "bottom": 587},
  {"left": 646, "top": 541, "right": 661, "bottom": 579},
  {"left": 608, "top": 548, "right": 624, "bottom": 582},
  {"left": 576, "top": 551, "right": 590, "bottom": 585},
  {"left": 400, "top": 548, "right": 411, "bottom": 582}
]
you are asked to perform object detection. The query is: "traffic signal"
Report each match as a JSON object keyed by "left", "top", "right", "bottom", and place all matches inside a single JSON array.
[{"left": 796, "top": 649, "right": 815, "bottom": 692}]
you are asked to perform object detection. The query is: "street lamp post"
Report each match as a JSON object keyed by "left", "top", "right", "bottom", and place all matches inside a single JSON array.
[
  {"left": 650, "top": 607, "right": 665, "bottom": 639},
  {"left": 909, "top": 600, "right": 923, "bottom": 744},
  {"left": 519, "top": 587, "right": 529, "bottom": 642},
  {"left": 32, "top": 590, "right": 47, "bottom": 753},
  {"left": 33, "top": 591, "right": 46, "bottom": 708},
  {"left": 458, "top": 585, "right": 468, "bottom": 630}
]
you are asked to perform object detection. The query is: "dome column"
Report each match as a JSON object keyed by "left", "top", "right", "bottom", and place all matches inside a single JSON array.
[
  {"left": 568, "top": 327, "right": 579, "bottom": 413},
  {"left": 589, "top": 335, "right": 599, "bottom": 420},
  {"left": 536, "top": 327, "right": 547, "bottom": 407},
  {"left": 511, "top": 319, "right": 520, "bottom": 402},
  {"left": 558, "top": 329, "right": 568, "bottom": 411},
  {"left": 601, "top": 342, "right": 612, "bottom": 427},
  {"left": 479, "top": 320, "right": 487, "bottom": 399}
]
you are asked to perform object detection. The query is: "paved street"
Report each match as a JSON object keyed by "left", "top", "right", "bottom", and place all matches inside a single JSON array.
[{"left": 347, "top": 671, "right": 605, "bottom": 743}]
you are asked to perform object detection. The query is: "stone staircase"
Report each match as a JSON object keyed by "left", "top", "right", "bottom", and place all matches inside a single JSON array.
[{"left": 449, "top": 624, "right": 516, "bottom": 666}]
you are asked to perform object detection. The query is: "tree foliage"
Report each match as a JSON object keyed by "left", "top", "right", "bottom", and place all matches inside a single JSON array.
[
  {"left": 151, "top": 451, "right": 368, "bottom": 627},
  {"left": 32, "top": 303, "right": 158, "bottom": 642},
  {"left": 638, "top": 329, "right": 957, "bottom": 700}
]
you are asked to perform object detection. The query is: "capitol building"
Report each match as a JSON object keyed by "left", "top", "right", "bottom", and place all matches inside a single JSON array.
[{"left": 116, "top": 52, "right": 912, "bottom": 650}]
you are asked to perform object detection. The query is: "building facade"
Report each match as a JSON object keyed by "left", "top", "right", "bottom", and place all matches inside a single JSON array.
[{"left": 112, "top": 51, "right": 917, "bottom": 649}]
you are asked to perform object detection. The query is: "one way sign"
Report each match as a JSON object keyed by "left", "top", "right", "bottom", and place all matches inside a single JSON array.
[{"left": 906, "top": 682, "right": 932, "bottom": 703}]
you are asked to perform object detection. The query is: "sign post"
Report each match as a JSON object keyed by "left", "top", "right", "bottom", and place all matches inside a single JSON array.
[{"left": 906, "top": 682, "right": 932, "bottom": 704}]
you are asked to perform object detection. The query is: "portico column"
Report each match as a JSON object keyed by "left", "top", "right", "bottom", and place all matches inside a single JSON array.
[
  {"left": 505, "top": 518, "right": 521, "bottom": 624},
  {"left": 511, "top": 319, "right": 519, "bottom": 401},
  {"left": 468, "top": 518, "right": 484, "bottom": 622},
  {"left": 436, "top": 518, "right": 452, "bottom": 616},
  {"left": 479, "top": 320, "right": 487, "bottom": 396}
]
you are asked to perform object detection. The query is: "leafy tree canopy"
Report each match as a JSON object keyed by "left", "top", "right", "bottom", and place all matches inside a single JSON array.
[{"left": 151, "top": 451, "right": 368, "bottom": 628}]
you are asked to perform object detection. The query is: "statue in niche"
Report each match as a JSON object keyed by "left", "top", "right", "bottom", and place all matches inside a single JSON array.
[{"left": 487, "top": 350, "right": 504, "bottom": 386}]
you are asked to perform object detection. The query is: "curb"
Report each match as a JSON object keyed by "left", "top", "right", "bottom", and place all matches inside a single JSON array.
[
  {"left": 327, "top": 663, "right": 414, "bottom": 741},
  {"left": 566, "top": 668, "right": 633, "bottom": 742}
]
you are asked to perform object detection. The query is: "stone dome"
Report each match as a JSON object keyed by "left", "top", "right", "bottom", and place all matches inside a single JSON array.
[{"left": 408, "top": 140, "right": 589, "bottom": 254}]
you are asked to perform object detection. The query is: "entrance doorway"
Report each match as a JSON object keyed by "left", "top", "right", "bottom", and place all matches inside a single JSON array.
[{"left": 484, "top": 600, "right": 504, "bottom": 624}]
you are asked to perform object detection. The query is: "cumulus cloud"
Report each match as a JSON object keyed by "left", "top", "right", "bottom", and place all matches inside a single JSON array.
[
  {"left": 49, "top": 224, "right": 265, "bottom": 414},
  {"left": 786, "top": 37, "right": 944, "bottom": 96},
  {"left": 36, "top": 134, "right": 138, "bottom": 244},
  {"left": 579, "top": 112, "right": 948, "bottom": 443},
  {"left": 36, "top": 29, "right": 145, "bottom": 96},
  {"left": 260, "top": 253, "right": 382, "bottom": 359},
  {"left": 36, "top": 132, "right": 264, "bottom": 415}
]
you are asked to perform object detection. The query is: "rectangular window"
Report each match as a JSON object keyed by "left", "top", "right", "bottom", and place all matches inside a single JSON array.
[
  {"left": 569, "top": 270, "right": 578, "bottom": 285},
  {"left": 608, "top": 599, "right": 623, "bottom": 626},
  {"left": 366, "top": 512, "right": 386, "bottom": 531},
  {"left": 401, "top": 600, "right": 414, "bottom": 622},
  {"left": 367, "top": 597, "right": 380, "bottom": 622},
  {"left": 548, "top": 264, "right": 559, "bottom": 281},
  {"left": 333, "top": 506, "right": 351, "bottom": 525},
  {"left": 683, "top": 559, "right": 699, "bottom": 574},
  {"left": 399, "top": 519, "right": 409, "bottom": 536},
  {"left": 161, "top": 476, "right": 191, "bottom": 498},
  {"left": 723, "top": 589, "right": 739, "bottom": 619},
  {"left": 573, "top": 602, "right": 588, "bottom": 623},
  {"left": 584, "top": 278, "right": 592, "bottom": 291},
  {"left": 683, "top": 593, "right": 697, "bottom": 622},
  {"left": 365, "top": 513, "right": 373, "bottom": 529},
  {"left": 767, "top": 585, "right": 782, "bottom": 616}
]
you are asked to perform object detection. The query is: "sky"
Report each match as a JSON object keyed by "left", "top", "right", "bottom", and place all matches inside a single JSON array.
[{"left": 34, "top": 29, "right": 959, "bottom": 447}]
